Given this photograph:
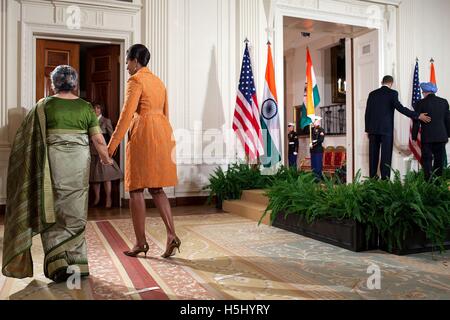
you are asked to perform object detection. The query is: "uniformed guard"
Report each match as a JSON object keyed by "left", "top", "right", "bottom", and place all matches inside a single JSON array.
[
  {"left": 288, "top": 123, "right": 299, "bottom": 169},
  {"left": 310, "top": 117, "right": 325, "bottom": 181}
]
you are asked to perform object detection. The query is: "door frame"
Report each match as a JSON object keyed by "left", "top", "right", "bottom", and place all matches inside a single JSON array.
[
  {"left": 26, "top": 29, "right": 128, "bottom": 203},
  {"left": 273, "top": 0, "right": 392, "bottom": 183}
]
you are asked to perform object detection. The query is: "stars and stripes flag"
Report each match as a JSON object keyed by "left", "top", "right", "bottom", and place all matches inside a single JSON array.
[
  {"left": 409, "top": 60, "right": 422, "bottom": 164},
  {"left": 260, "top": 42, "right": 282, "bottom": 168},
  {"left": 233, "top": 42, "right": 265, "bottom": 163}
]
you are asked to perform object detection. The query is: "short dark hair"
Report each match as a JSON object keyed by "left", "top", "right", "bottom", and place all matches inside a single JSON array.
[
  {"left": 382, "top": 75, "right": 394, "bottom": 85},
  {"left": 93, "top": 103, "right": 104, "bottom": 112},
  {"left": 126, "top": 44, "right": 151, "bottom": 67}
]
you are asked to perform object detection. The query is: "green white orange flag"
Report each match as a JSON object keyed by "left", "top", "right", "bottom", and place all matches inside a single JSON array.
[
  {"left": 430, "top": 59, "right": 437, "bottom": 84},
  {"left": 260, "top": 42, "right": 282, "bottom": 168},
  {"left": 300, "top": 48, "right": 321, "bottom": 129}
]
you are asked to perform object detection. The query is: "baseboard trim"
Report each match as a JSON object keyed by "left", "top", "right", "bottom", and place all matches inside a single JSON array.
[{"left": 121, "top": 196, "right": 209, "bottom": 209}]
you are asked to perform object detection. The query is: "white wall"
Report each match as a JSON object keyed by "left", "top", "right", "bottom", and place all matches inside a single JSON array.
[
  {"left": 396, "top": 0, "right": 450, "bottom": 168},
  {"left": 1, "top": 0, "right": 449, "bottom": 204}
]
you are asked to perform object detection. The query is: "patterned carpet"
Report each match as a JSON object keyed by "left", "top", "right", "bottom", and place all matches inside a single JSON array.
[{"left": 0, "top": 212, "right": 449, "bottom": 300}]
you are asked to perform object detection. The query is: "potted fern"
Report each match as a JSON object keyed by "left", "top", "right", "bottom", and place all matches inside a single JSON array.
[{"left": 262, "top": 172, "right": 378, "bottom": 252}]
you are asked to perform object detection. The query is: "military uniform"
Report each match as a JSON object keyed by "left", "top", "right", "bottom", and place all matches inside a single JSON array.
[
  {"left": 310, "top": 126, "right": 325, "bottom": 180},
  {"left": 288, "top": 130, "right": 299, "bottom": 169}
]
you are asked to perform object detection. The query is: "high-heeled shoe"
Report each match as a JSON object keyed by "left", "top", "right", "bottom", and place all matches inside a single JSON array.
[
  {"left": 124, "top": 243, "right": 150, "bottom": 257},
  {"left": 161, "top": 237, "right": 181, "bottom": 258}
]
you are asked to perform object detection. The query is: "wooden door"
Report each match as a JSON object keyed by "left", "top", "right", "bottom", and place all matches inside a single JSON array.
[
  {"left": 86, "top": 45, "right": 121, "bottom": 208},
  {"left": 36, "top": 40, "right": 80, "bottom": 101},
  {"left": 86, "top": 45, "right": 121, "bottom": 125}
]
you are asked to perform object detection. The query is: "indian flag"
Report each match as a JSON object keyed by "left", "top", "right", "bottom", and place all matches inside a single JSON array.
[
  {"left": 300, "top": 48, "right": 321, "bottom": 129},
  {"left": 260, "top": 42, "right": 282, "bottom": 168},
  {"left": 430, "top": 59, "right": 437, "bottom": 85}
]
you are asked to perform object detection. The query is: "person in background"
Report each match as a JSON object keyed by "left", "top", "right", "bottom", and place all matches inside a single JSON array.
[
  {"left": 89, "top": 103, "right": 123, "bottom": 208},
  {"left": 288, "top": 123, "right": 299, "bottom": 169},
  {"left": 365, "top": 75, "right": 431, "bottom": 180},
  {"left": 310, "top": 117, "right": 325, "bottom": 181},
  {"left": 412, "top": 82, "right": 450, "bottom": 181}
]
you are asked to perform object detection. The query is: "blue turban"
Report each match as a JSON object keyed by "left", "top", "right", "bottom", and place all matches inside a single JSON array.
[{"left": 420, "top": 82, "right": 438, "bottom": 93}]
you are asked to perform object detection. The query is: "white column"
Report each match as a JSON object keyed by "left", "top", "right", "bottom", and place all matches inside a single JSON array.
[
  {"left": 0, "top": 0, "right": 7, "bottom": 144},
  {"left": 143, "top": 0, "right": 169, "bottom": 84},
  {"left": 238, "top": 0, "right": 266, "bottom": 95}
]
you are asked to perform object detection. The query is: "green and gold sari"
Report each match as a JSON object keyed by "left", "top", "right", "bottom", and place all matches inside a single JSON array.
[{"left": 2, "top": 97, "right": 101, "bottom": 281}]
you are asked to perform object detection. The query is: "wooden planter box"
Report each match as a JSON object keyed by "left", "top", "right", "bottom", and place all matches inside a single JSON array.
[
  {"left": 380, "top": 227, "right": 450, "bottom": 256},
  {"left": 273, "top": 213, "right": 378, "bottom": 252}
]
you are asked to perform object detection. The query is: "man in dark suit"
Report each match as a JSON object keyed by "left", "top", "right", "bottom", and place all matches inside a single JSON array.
[
  {"left": 365, "top": 75, "right": 431, "bottom": 180},
  {"left": 412, "top": 82, "right": 450, "bottom": 181}
]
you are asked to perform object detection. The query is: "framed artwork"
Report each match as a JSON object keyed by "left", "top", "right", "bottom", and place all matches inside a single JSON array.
[
  {"left": 294, "top": 105, "right": 310, "bottom": 136},
  {"left": 331, "top": 42, "right": 347, "bottom": 104}
]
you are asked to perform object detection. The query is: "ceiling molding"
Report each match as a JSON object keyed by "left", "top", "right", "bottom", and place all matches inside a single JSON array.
[{"left": 357, "top": 0, "right": 402, "bottom": 7}]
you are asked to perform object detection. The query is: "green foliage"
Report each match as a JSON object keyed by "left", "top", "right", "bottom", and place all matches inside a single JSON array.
[
  {"left": 364, "top": 171, "right": 450, "bottom": 252},
  {"left": 443, "top": 166, "right": 450, "bottom": 181},
  {"left": 205, "top": 164, "right": 310, "bottom": 208},
  {"left": 264, "top": 170, "right": 450, "bottom": 252},
  {"left": 204, "top": 163, "right": 272, "bottom": 206},
  {"left": 206, "top": 163, "right": 450, "bottom": 252}
]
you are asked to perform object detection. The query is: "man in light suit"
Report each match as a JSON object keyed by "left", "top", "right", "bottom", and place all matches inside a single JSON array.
[{"left": 365, "top": 75, "right": 431, "bottom": 180}]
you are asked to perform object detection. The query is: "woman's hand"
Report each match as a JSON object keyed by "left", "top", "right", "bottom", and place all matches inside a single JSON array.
[
  {"left": 92, "top": 134, "right": 114, "bottom": 166},
  {"left": 100, "top": 156, "right": 113, "bottom": 166}
]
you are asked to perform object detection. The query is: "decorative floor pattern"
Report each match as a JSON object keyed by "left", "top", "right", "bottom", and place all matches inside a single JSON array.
[{"left": 0, "top": 212, "right": 449, "bottom": 300}]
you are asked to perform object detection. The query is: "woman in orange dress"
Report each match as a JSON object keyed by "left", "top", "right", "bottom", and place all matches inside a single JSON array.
[{"left": 108, "top": 44, "right": 180, "bottom": 258}]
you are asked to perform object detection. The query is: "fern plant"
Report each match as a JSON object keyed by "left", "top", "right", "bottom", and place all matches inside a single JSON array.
[{"left": 263, "top": 169, "right": 450, "bottom": 252}]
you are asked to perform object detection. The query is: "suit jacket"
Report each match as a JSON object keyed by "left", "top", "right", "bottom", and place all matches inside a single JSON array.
[
  {"left": 365, "top": 86, "right": 419, "bottom": 136},
  {"left": 288, "top": 132, "right": 299, "bottom": 155},
  {"left": 99, "top": 116, "right": 114, "bottom": 136},
  {"left": 311, "top": 126, "right": 325, "bottom": 154},
  {"left": 412, "top": 94, "right": 450, "bottom": 144}
]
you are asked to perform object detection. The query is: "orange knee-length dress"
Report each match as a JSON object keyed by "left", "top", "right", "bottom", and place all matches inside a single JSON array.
[{"left": 108, "top": 67, "right": 178, "bottom": 192}]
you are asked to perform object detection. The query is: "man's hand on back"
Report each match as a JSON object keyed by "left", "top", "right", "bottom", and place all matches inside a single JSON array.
[{"left": 419, "top": 113, "right": 431, "bottom": 123}]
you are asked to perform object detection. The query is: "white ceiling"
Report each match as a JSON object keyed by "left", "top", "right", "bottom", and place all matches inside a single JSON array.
[{"left": 284, "top": 16, "right": 369, "bottom": 51}]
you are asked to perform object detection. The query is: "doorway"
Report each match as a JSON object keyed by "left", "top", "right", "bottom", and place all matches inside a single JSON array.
[
  {"left": 282, "top": 17, "right": 380, "bottom": 182},
  {"left": 36, "top": 39, "right": 122, "bottom": 208}
]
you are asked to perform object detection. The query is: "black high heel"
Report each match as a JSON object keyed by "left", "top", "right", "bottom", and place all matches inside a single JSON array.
[
  {"left": 161, "top": 237, "right": 181, "bottom": 258},
  {"left": 124, "top": 243, "right": 150, "bottom": 257}
]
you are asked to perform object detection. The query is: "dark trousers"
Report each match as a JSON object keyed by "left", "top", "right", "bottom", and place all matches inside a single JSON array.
[
  {"left": 422, "top": 142, "right": 446, "bottom": 181},
  {"left": 288, "top": 154, "right": 298, "bottom": 169},
  {"left": 369, "top": 134, "right": 393, "bottom": 180},
  {"left": 311, "top": 153, "right": 323, "bottom": 181}
]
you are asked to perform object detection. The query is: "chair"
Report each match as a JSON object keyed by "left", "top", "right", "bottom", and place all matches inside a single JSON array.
[
  {"left": 322, "top": 146, "right": 335, "bottom": 172},
  {"left": 334, "top": 146, "right": 346, "bottom": 168}
]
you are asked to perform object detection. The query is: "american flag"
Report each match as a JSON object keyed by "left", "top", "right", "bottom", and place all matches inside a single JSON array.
[
  {"left": 409, "top": 60, "right": 422, "bottom": 164},
  {"left": 233, "top": 42, "right": 264, "bottom": 163}
]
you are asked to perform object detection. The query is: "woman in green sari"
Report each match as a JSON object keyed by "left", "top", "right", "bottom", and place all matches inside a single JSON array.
[{"left": 2, "top": 65, "right": 112, "bottom": 282}]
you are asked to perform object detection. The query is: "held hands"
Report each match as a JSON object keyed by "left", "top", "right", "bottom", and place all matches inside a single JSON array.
[
  {"left": 100, "top": 156, "right": 114, "bottom": 166},
  {"left": 419, "top": 113, "right": 431, "bottom": 123}
]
